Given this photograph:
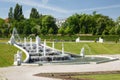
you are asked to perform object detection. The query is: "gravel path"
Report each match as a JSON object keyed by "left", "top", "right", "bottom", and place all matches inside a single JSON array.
[{"left": 0, "top": 55, "right": 120, "bottom": 80}]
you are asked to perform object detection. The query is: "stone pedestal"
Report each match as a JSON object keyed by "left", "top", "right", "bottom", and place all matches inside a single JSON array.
[
  {"left": 76, "top": 37, "right": 80, "bottom": 42},
  {"left": 14, "top": 51, "right": 22, "bottom": 66},
  {"left": 98, "top": 37, "right": 103, "bottom": 43}
]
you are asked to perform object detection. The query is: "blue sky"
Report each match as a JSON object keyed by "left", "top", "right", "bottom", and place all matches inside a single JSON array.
[{"left": 0, "top": 0, "right": 120, "bottom": 20}]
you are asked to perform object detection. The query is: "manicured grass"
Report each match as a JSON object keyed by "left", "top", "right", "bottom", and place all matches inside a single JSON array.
[
  {"left": 47, "top": 42, "right": 120, "bottom": 55},
  {"left": 73, "top": 74, "right": 120, "bottom": 80},
  {"left": 0, "top": 38, "right": 9, "bottom": 43},
  {"left": 0, "top": 43, "right": 26, "bottom": 67}
]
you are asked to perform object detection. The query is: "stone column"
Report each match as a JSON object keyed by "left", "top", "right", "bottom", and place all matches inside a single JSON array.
[
  {"left": 30, "top": 38, "right": 32, "bottom": 49},
  {"left": 62, "top": 43, "right": 64, "bottom": 55},
  {"left": 24, "top": 37, "right": 27, "bottom": 47},
  {"left": 43, "top": 40, "right": 46, "bottom": 56},
  {"left": 36, "top": 36, "right": 41, "bottom": 53},
  {"left": 52, "top": 41, "right": 55, "bottom": 52}
]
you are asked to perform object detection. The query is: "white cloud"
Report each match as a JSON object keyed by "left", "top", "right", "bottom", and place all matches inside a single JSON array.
[
  {"left": 1, "top": 0, "right": 68, "bottom": 13},
  {"left": 42, "top": 0, "right": 49, "bottom": 5},
  {"left": 71, "top": 5, "right": 120, "bottom": 12},
  {"left": 24, "top": 9, "right": 31, "bottom": 18}
]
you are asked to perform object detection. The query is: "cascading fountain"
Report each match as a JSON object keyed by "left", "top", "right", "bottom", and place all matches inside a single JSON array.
[{"left": 8, "top": 28, "right": 119, "bottom": 65}]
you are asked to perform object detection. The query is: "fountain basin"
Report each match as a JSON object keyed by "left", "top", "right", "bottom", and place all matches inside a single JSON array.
[{"left": 34, "top": 55, "right": 119, "bottom": 65}]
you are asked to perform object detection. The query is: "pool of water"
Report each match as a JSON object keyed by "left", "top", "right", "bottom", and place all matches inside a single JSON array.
[{"left": 36, "top": 56, "right": 119, "bottom": 65}]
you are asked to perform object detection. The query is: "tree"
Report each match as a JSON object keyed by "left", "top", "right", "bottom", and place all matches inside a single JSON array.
[
  {"left": 96, "top": 17, "right": 106, "bottom": 35},
  {"left": 65, "top": 26, "right": 74, "bottom": 35},
  {"left": 115, "top": 16, "right": 120, "bottom": 35},
  {"left": 0, "top": 29, "right": 2, "bottom": 37},
  {"left": 65, "top": 14, "right": 80, "bottom": 34},
  {"left": 0, "top": 18, "right": 4, "bottom": 27},
  {"left": 31, "top": 27, "right": 37, "bottom": 35},
  {"left": 92, "top": 13, "right": 115, "bottom": 35},
  {"left": 115, "top": 26, "right": 120, "bottom": 35},
  {"left": 42, "top": 15, "right": 58, "bottom": 34},
  {"left": 23, "top": 25, "right": 31, "bottom": 36},
  {"left": 109, "top": 27, "right": 115, "bottom": 35},
  {"left": 58, "top": 27, "right": 65, "bottom": 35},
  {"left": 40, "top": 26, "right": 47, "bottom": 35},
  {"left": 31, "top": 25, "right": 40, "bottom": 35},
  {"left": 8, "top": 7, "right": 14, "bottom": 20},
  {"left": 48, "top": 28, "right": 54, "bottom": 34},
  {"left": 14, "top": 3, "right": 24, "bottom": 21},
  {"left": 30, "top": 8, "right": 39, "bottom": 19}
]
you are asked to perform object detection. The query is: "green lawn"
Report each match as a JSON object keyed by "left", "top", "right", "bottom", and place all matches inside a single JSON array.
[
  {"left": 47, "top": 42, "right": 120, "bottom": 55},
  {"left": 0, "top": 43, "right": 26, "bottom": 67},
  {"left": 73, "top": 74, "right": 120, "bottom": 80},
  {"left": 0, "top": 38, "right": 9, "bottom": 43}
]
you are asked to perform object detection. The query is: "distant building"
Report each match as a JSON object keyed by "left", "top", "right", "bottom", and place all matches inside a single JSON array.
[
  {"left": 55, "top": 18, "right": 66, "bottom": 28},
  {"left": 4, "top": 18, "right": 9, "bottom": 23}
]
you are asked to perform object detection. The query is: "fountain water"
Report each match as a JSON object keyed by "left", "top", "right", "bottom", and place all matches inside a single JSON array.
[
  {"left": 83, "top": 44, "right": 92, "bottom": 55},
  {"left": 80, "top": 47, "right": 85, "bottom": 57},
  {"left": 80, "top": 44, "right": 95, "bottom": 59}
]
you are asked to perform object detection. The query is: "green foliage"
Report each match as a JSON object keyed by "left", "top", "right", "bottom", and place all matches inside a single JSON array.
[
  {"left": 65, "top": 26, "right": 71, "bottom": 35},
  {"left": 0, "top": 18, "right": 4, "bottom": 27},
  {"left": 109, "top": 27, "right": 116, "bottom": 35},
  {"left": 62, "top": 13, "right": 115, "bottom": 35},
  {"left": 42, "top": 15, "right": 58, "bottom": 34},
  {"left": 48, "top": 28, "right": 54, "bottom": 34},
  {"left": 31, "top": 27, "right": 37, "bottom": 35},
  {"left": 40, "top": 26, "right": 48, "bottom": 35},
  {"left": 58, "top": 27, "right": 65, "bottom": 35},
  {"left": 115, "top": 26, "right": 120, "bottom": 35},
  {"left": 23, "top": 20, "right": 32, "bottom": 35}
]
